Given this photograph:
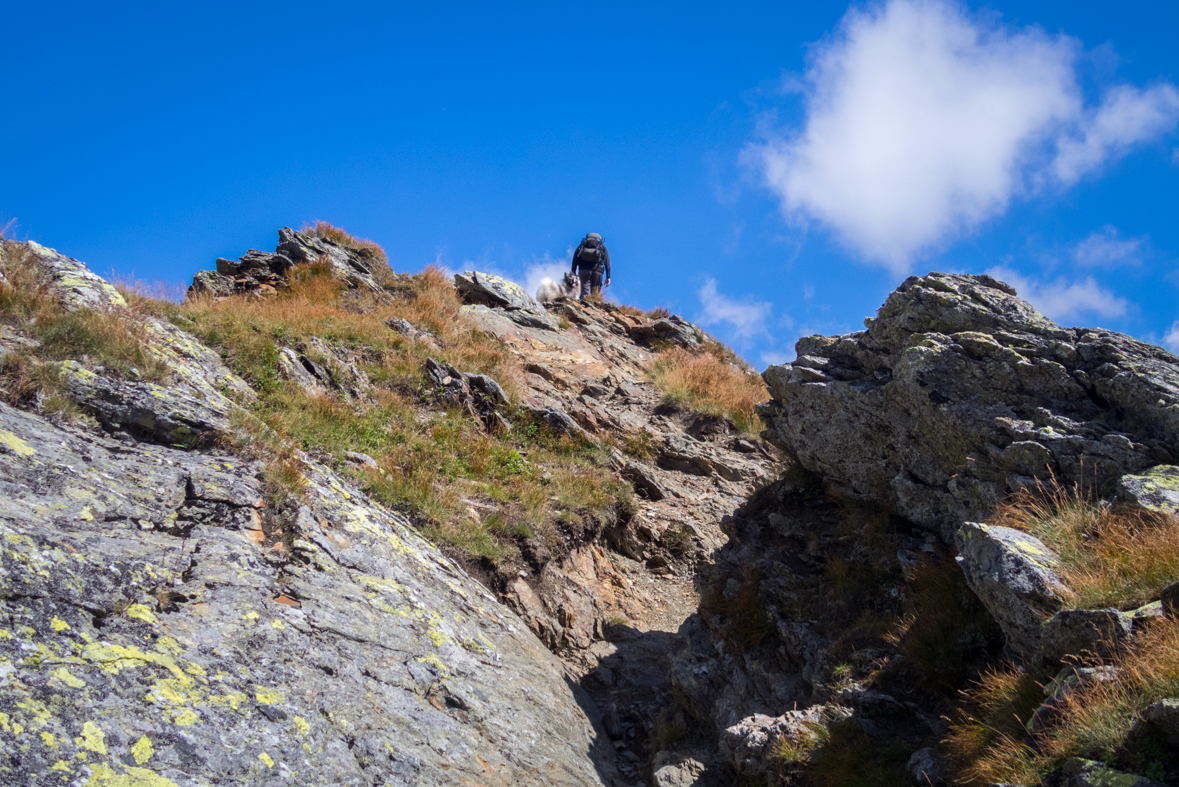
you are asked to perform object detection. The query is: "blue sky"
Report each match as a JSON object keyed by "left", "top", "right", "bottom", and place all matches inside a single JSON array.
[{"left": 4, "top": 1, "right": 1179, "bottom": 368}]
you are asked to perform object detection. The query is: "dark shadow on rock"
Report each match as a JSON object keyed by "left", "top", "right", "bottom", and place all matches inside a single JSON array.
[{"left": 563, "top": 673, "right": 625, "bottom": 786}]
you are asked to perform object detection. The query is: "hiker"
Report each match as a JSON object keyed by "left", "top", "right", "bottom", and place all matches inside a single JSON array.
[{"left": 571, "top": 232, "right": 611, "bottom": 300}]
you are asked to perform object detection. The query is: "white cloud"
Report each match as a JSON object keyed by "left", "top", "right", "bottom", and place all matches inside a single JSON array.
[
  {"left": 696, "top": 278, "right": 773, "bottom": 341},
  {"left": 1164, "top": 321, "right": 1179, "bottom": 353},
  {"left": 987, "top": 266, "right": 1129, "bottom": 323},
  {"left": 1054, "top": 84, "right": 1179, "bottom": 184},
  {"left": 748, "top": 0, "right": 1179, "bottom": 273},
  {"left": 1072, "top": 225, "right": 1144, "bottom": 267}
]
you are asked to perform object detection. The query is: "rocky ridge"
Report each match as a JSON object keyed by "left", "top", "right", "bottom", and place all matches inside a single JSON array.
[{"left": 0, "top": 234, "right": 783, "bottom": 787}]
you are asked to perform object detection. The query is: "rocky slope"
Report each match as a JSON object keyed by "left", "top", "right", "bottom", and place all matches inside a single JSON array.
[
  {"left": 6, "top": 233, "right": 1177, "bottom": 787},
  {"left": 663, "top": 273, "right": 1179, "bottom": 787},
  {"left": 0, "top": 238, "right": 628, "bottom": 786},
  {"left": 0, "top": 231, "right": 782, "bottom": 787}
]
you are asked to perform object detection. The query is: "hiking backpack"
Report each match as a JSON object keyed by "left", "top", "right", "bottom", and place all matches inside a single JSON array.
[{"left": 577, "top": 234, "right": 602, "bottom": 267}]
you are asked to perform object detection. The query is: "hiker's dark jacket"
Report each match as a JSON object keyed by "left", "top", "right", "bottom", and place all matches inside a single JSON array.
[{"left": 571, "top": 240, "right": 611, "bottom": 278}]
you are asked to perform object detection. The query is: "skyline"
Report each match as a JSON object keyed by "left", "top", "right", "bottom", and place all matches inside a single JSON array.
[{"left": 4, "top": 0, "right": 1178, "bottom": 367}]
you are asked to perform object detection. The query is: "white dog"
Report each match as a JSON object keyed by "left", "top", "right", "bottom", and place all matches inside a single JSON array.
[{"left": 536, "top": 271, "right": 579, "bottom": 303}]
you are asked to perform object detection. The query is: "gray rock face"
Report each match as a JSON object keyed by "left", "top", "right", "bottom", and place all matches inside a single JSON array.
[
  {"left": 454, "top": 272, "right": 558, "bottom": 331},
  {"left": 1137, "top": 699, "right": 1179, "bottom": 746},
  {"left": 1041, "top": 608, "right": 1133, "bottom": 664},
  {"left": 3, "top": 240, "right": 128, "bottom": 311},
  {"left": 758, "top": 273, "right": 1179, "bottom": 540},
  {"left": 1117, "top": 464, "right": 1179, "bottom": 518},
  {"left": 956, "top": 522, "right": 1070, "bottom": 662},
  {"left": 0, "top": 401, "right": 618, "bottom": 787}
]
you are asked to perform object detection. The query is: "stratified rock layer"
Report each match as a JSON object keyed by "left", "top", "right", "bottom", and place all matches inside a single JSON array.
[{"left": 758, "top": 272, "right": 1179, "bottom": 540}]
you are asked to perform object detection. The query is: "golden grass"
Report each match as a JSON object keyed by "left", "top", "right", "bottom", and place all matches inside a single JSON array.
[
  {"left": 647, "top": 346, "right": 767, "bottom": 435},
  {"left": 302, "top": 220, "right": 396, "bottom": 288},
  {"left": 946, "top": 618, "right": 1179, "bottom": 785},
  {"left": 944, "top": 664, "right": 1045, "bottom": 786},
  {"left": 163, "top": 262, "right": 626, "bottom": 563},
  {"left": 992, "top": 482, "right": 1179, "bottom": 610},
  {"left": 0, "top": 242, "right": 171, "bottom": 412}
]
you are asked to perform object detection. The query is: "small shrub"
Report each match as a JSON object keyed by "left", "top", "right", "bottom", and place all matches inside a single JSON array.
[
  {"left": 771, "top": 721, "right": 831, "bottom": 765},
  {"left": 646, "top": 306, "right": 670, "bottom": 319},
  {"left": 615, "top": 303, "right": 643, "bottom": 318},
  {"left": 621, "top": 428, "right": 657, "bottom": 460},
  {"left": 647, "top": 347, "right": 767, "bottom": 435}
]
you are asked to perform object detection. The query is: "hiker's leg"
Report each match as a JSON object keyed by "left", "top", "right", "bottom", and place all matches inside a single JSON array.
[
  {"left": 589, "top": 269, "right": 603, "bottom": 297},
  {"left": 578, "top": 271, "right": 592, "bottom": 300}
]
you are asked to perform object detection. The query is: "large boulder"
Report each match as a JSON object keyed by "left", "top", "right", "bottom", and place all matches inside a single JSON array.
[
  {"left": 454, "top": 271, "right": 558, "bottom": 331},
  {"left": 956, "top": 522, "right": 1070, "bottom": 662},
  {"left": 758, "top": 273, "right": 1179, "bottom": 540}
]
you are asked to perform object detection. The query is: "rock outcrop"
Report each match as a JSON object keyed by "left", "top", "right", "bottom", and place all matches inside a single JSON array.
[
  {"left": 188, "top": 227, "right": 387, "bottom": 297},
  {"left": 758, "top": 272, "right": 1179, "bottom": 541},
  {"left": 1, "top": 242, "right": 620, "bottom": 786}
]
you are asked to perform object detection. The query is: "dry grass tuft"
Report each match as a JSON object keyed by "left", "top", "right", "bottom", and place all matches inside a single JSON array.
[
  {"left": 302, "top": 220, "right": 396, "bottom": 288},
  {"left": 647, "top": 346, "right": 767, "bottom": 435},
  {"left": 944, "top": 664, "right": 1045, "bottom": 786},
  {"left": 992, "top": 482, "right": 1179, "bottom": 610},
  {"left": 0, "top": 242, "right": 171, "bottom": 413},
  {"left": 947, "top": 618, "right": 1179, "bottom": 784}
]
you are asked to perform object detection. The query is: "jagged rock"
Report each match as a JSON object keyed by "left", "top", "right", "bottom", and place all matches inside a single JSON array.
[
  {"left": 385, "top": 316, "right": 438, "bottom": 348},
  {"left": 187, "top": 227, "right": 387, "bottom": 299},
  {"left": 956, "top": 522, "right": 1070, "bottom": 662},
  {"left": 719, "top": 706, "right": 852, "bottom": 775},
  {"left": 275, "top": 226, "right": 385, "bottom": 292},
  {"left": 214, "top": 248, "right": 294, "bottom": 294},
  {"left": 454, "top": 271, "right": 558, "bottom": 331},
  {"left": 1041, "top": 608, "right": 1133, "bottom": 664},
  {"left": 623, "top": 460, "right": 668, "bottom": 501},
  {"left": 0, "top": 401, "right": 619, "bottom": 786},
  {"left": 628, "top": 316, "right": 703, "bottom": 349},
  {"left": 1117, "top": 465, "right": 1179, "bottom": 518},
  {"left": 651, "top": 753, "right": 710, "bottom": 787},
  {"left": 521, "top": 404, "right": 595, "bottom": 443},
  {"left": 1063, "top": 758, "right": 1166, "bottom": 787},
  {"left": 278, "top": 347, "right": 329, "bottom": 396},
  {"left": 187, "top": 269, "right": 235, "bottom": 297},
  {"left": 758, "top": 272, "right": 1179, "bottom": 540}
]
